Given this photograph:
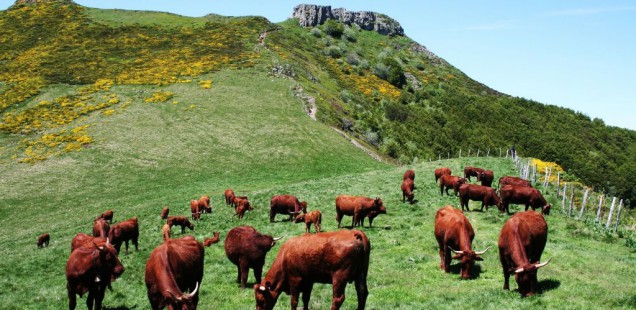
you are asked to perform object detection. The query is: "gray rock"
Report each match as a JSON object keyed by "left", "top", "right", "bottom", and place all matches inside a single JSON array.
[{"left": 292, "top": 4, "right": 404, "bottom": 36}]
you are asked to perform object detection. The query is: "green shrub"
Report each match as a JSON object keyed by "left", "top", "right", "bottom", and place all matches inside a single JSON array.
[{"left": 323, "top": 19, "right": 344, "bottom": 38}]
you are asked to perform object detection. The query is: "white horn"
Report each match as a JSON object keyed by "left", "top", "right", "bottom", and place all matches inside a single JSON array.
[
  {"left": 448, "top": 246, "right": 463, "bottom": 254},
  {"left": 475, "top": 246, "right": 491, "bottom": 255},
  {"left": 187, "top": 282, "right": 199, "bottom": 297},
  {"left": 535, "top": 258, "right": 552, "bottom": 269},
  {"left": 259, "top": 285, "right": 266, "bottom": 292},
  {"left": 514, "top": 267, "right": 524, "bottom": 274},
  {"left": 272, "top": 237, "right": 282, "bottom": 241}
]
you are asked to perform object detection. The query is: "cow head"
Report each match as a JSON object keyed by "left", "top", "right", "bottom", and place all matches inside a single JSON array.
[
  {"left": 95, "top": 239, "right": 124, "bottom": 282},
  {"left": 299, "top": 201, "right": 307, "bottom": 214},
  {"left": 374, "top": 197, "right": 384, "bottom": 209},
  {"left": 513, "top": 259, "right": 551, "bottom": 297},
  {"left": 187, "top": 220, "right": 194, "bottom": 230},
  {"left": 293, "top": 213, "right": 305, "bottom": 223},
  {"left": 166, "top": 282, "right": 199, "bottom": 309},
  {"left": 542, "top": 204, "right": 551, "bottom": 215},
  {"left": 254, "top": 282, "right": 280, "bottom": 310},
  {"left": 450, "top": 246, "right": 489, "bottom": 279}
]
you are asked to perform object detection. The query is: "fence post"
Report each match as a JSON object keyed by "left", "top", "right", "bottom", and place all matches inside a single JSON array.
[
  {"left": 447, "top": 152, "right": 450, "bottom": 159},
  {"left": 555, "top": 173, "right": 561, "bottom": 197},
  {"left": 533, "top": 164, "right": 537, "bottom": 185},
  {"left": 505, "top": 149, "right": 509, "bottom": 159},
  {"left": 595, "top": 195, "right": 604, "bottom": 223},
  {"left": 499, "top": 147, "right": 502, "bottom": 157},
  {"left": 568, "top": 186, "right": 575, "bottom": 218},
  {"left": 605, "top": 197, "right": 617, "bottom": 229},
  {"left": 578, "top": 189, "right": 589, "bottom": 220},
  {"left": 614, "top": 199, "right": 624, "bottom": 231},
  {"left": 459, "top": 149, "right": 462, "bottom": 158},
  {"left": 438, "top": 154, "right": 441, "bottom": 161},
  {"left": 477, "top": 149, "right": 480, "bottom": 157},
  {"left": 468, "top": 149, "right": 471, "bottom": 157},
  {"left": 561, "top": 183, "right": 567, "bottom": 211},
  {"left": 487, "top": 148, "right": 490, "bottom": 157}
]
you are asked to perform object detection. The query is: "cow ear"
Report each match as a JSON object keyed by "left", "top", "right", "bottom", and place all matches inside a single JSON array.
[{"left": 475, "top": 256, "right": 484, "bottom": 261}]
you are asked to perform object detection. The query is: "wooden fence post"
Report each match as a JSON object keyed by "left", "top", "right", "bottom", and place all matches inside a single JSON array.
[
  {"left": 568, "top": 186, "right": 575, "bottom": 218},
  {"left": 533, "top": 164, "right": 537, "bottom": 185},
  {"left": 468, "top": 149, "right": 471, "bottom": 157},
  {"left": 505, "top": 149, "right": 509, "bottom": 159},
  {"left": 561, "top": 183, "right": 567, "bottom": 211},
  {"left": 555, "top": 173, "right": 561, "bottom": 197},
  {"left": 477, "top": 149, "right": 480, "bottom": 157},
  {"left": 447, "top": 152, "right": 450, "bottom": 159},
  {"left": 577, "top": 189, "right": 589, "bottom": 220},
  {"left": 438, "top": 154, "right": 441, "bottom": 161},
  {"left": 595, "top": 195, "right": 604, "bottom": 223},
  {"left": 605, "top": 197, "right": 617, "bottom": 229},
  {"left": 459, "top": 149, "right": 462, "bottom": 158},
  {"left": 614, "top": 199, "right": 624, "bottom": 231},
  {"left": 487, "top": 148, "right": 490, "bottom": 157},
  {"left": 499, "top": 147, "right": 502, "bottom": 157}
]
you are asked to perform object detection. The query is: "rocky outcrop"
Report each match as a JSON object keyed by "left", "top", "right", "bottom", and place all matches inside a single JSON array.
[
  {"left": 13, "top": 0, "right": 75, "bottom": 5},
  {"left": 292, "top": 4, "right": 404, "bottom": 36}
]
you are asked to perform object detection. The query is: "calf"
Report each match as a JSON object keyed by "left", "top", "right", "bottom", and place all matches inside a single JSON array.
[
  {"left": 335, "top": 195, "right": 386, "bottom": 228},
  {"left": 224, "top": 189, "right": 236, "bottom": 206},
  {"left": 234, "top": 199, "right": 254, "bottom": 220},
  {"left": 477, "top": 170, "right": 495, "bottom": 187},
  {"left": 232, "top": 196, "right": 250, "bottom": 209},
  {"left": 167, "top": 216, "right": 194, "bottom": 234},
  {"left": 294, "top": 210, "right": 322, "bottom": 233},
  {"left": 224, "top": 226, "right": 281, "bottom": 289},
  {"left": 434, "top": 206, "right": 489, "bottom": 279},
  {"left": 434, "top": 167, "right": 452, "bottom": 183},
  {"left": 464, "top": 166, "right": 485, "bottom": 181},
  {"left": 203, "top": 232, "right": 221, "bottom": 247},
  {"left": 190, "top": 195, "right": 211, "bottom": 220},
  {"left": 254, "top": 230, "right": 370, "bottom": 310},
  {"left": 439, "top": 175, "right": 467, "bottom": 196},
  {"left": 401, "top": 178, "right": 415, "bottom": 204},
  {"left": 37, "top": 233, "right": 50, "bottom": 248},
  {"left": 403, "top": 169, "right": 415, "bottom": 181},
  {"left": 109, "top": 216, "right": 139, "bottom": 255},
  {"left": 97, "top": 210, "right": 113, "bottom": 223},
  {"left": 162, "top": 223, "right": 171, "bottom": 241},
  {"left": 500, "top": 185, "right": 551, "bottom": 215},
  {"left": 160, "top": 207, "right": 169, "bottom": 220},
  {"left": 269, "top": 195, "right": 307, "bottom": 222},
  {"left": 459, "top": 184, "right": 501, "bottom": 212},
  {"left": 92, "top": 218, "right": 110, "bottom": 239},
  {"left": 499, "top": 211, "right": 551, "bottom": 297}
]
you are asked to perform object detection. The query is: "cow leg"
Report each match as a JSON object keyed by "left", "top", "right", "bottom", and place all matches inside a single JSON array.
[
  {"left": 480, "top": 201, "right": 485, "bottom": 212},
  {"left": 67, "top": 285, "right": 77, "bottom": 310},
  {"left": 331, "top": 280, "right": 347, "bottom": 310},
  {"left": 354, "top": 277, "right": 368, "bottom": 310},
  {"left": 239, "top": 260, "right": 250, "bottom": 288},
  {"left": 444, "top": 248, "right": 452, "bottom": 273},
  {"left": 306, "top": 223, "right": 311, "bottom": 233},
  {"left": 134, "top": 237, "right": 139, "bottom": 252},
  {"left": 302, "top": 284, "right": 314, "bottom": 310},
  {"left": 290, "top": 287, "right": 300, "bottom": 310},
  {"left": 235, "top": 265, "right": 241, "bottom": 284},
  {"left": 124, "top": 241, "right": 129, "bottom": 255},
  {"left": 437, "top": 242, "right": 445, "bottom": 270},
  {"left": 336, "top": 212, "right": 343, "bottom": 228},
  {"left": 253, "top": 263, "right": 264, "bottom": 285},
  {"left": 94, "top": 284, "right": 106, "bottom": 310},
  {"left": 86, "top": 287, "right": 95, "bottom": 310}
]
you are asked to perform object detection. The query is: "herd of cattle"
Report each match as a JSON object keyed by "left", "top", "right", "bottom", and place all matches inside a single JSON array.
[{"left": 37, "top": 165, "right": 553, "bottom": 309}]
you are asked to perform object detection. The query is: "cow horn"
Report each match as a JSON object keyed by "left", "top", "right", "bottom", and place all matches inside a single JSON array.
[
  {"left": 186, "top": 282, "right": 199, "bottom": 298},
  {"left": 514, "top": 267, "right": 525, "bottom": 274},
  {"left": 475, "top": 246, "right": 491, "bottom": 255},
  {"left": 106, "top": 238, "right": 110, "bottom": 247},
  {"left": 259, "top": 285, "right": 266, "bottom": 292},
  {"left": 535, "top": 258, "right": 551, "bottom": 269},
  {"left": 166, "top": 289, "right": 178, "bottom": 301},
  {"left": 272, "top": 237, "right": 282, "bottom": 241},
  {"left": 448, "top": 246, "right": 463, "bottom": 254}
]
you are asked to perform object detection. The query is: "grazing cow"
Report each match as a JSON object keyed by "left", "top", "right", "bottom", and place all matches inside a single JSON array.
[
  {"left": 335, "top": 195, "right": 386, "bottom": 228},
  {"left": 92, "top": 218, "right": 110, "bottom": 239},
  {"left": 439, "top": 175, "right": 467, "bottom": 196},
  {"left": 190, "top": 195, "right": 212, "bottom": 220},
  {"left": 464, "top": 166, "right": 485, "bottom": 181},
  {"left": 66, "top": 238, "right": 124, "bottom": 310},
  {"left": 145, "top": 236, "right": 204, "bottom": 309},
  {"left": 167, "top": 216, "right": 194, "bottom": 234},
  {"left": 498, "top": 211, "right": 551, "bottom": 297},
  {"left": 203, "top": 232, "right": 221, "bottom": 247},
  {"left": 109, "top": 217, "right": 139, "bottom": 255},
  {"left": 499, "top": 185, "right": 551, "bottom": 215},
  {"left": 361, "top": 207, "right": 387, "bottom": 228},
  {"left": 434, "top": 206, "right": 489, "bottom": 279},
  {"left": 234, "top": 199, "right": 254, "bottom": 220},
  {"left": 401, "top": 178, "right": 415, "bottom": 204},
  {"left": 162, "top": 224, "right": 171, "bottom": 241},
  {"left": 224, "top": 189, "right": 236, "bottom": 206},
  {"left": 71, "top": 233, "right": 107, "bottom": 253},
  {"left": 459, "top": 184, "right": 501, "bottom": 212},
  {"left": 434, "top": 167, "right": 452, "bottom": 183},
  {"left": 232, "top": 196, "right": 250, "bottom": 209},
  {"left": 224, "top": 226, "right": 281, "bottom": 289},
  {"left": 254, "top": 230, "right": 370, "bottom": 310},
  {"left": 160, "top": 207, "right": 169, "bottom": 220},
  {"left": 97, "top": 210, "right": 113, "bottom": 223},
  {"left": 294, "top": 210, "right": 322, "bottom": 233},
  {"left": 269, "top": 195, "right": 307, "bottom": 223},
  {"left": 499, "top": 176, "right": 532, "bottom": 189},
  {"left": 403, "top": 169, "right": 415, "bottom": 186},
  {"left": 477, "top": 170, "right": 495, "bottom": 187},
  {"left": 37, "top": 233, "right": 50, "bottom": 248}
]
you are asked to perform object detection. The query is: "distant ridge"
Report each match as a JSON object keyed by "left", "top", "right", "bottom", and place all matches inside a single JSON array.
[{"left": 291, "top": 4, "right": 404, "bottom": 36}]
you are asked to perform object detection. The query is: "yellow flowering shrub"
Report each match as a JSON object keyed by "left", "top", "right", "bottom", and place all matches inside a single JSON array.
[
  {"left": 144, "top": 91, "right": 174, "bottom": 103},
  {"left": 199, "top": 80, "right": 212, "bottom": 89},
  {"left": 532, "top": 158, "right": 565, "bottom": 183}
]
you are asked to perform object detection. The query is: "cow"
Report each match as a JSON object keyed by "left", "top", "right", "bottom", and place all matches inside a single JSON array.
[
  {"left": 477, "top": 170, "right": 495, "bottom": 187},
  {"left": 361, "top": 207, "right": 387, "bottom": 228},
  {"left": 224, "top": 189, "right": 236, "bottom": 206},
  {"left": 434, "top": 167, "right": 452, "bottom": 183},
  {"left": 109, "top": 216, "right": 139, "bottom": 255},
  {"left": 499, "top": 176, "right": 532, "bottom": 189},
  {"left": 434, "top": 206, "right": 489, "bottom": 279},
  {"left": 203, "top": 232, "right": 221, "bottom": 247},
  {"left": 92, "top": 218, "right": 110, "bottom": 239},
  {"left": 498, "top": 210, "right": 551, "bottom": 297},
  {"left": 167, "top": 216, "right": 194, "bottom": 234},
  {"left": 66, "top": 238, "right": 124, "bottom": 310},
  {"left": 439, "top": 175, "right": 467, "bottom": 196},
  {"left": 162, "top": 223, "right": 171, "bottom": 241},
  {"left": 499, "top": 185, "right": 551, "bottom": 215},
  {"left": 254, "top": 230, "right": 370, "bottom": 310},
  {"left": 294, "top": 210, "right": 322, "bottom": 233},
  {"left": 234, "top": 198, "right": 254, "bottom": 220},
  {"left": 37, "top": 233, "right": 50, "bottom": 248},
  {"left": 224, "top": 226, "right": 281, "bottom": 289},
  {"left": 464, "top": 166, "right": 485, "bottom": 182},
  {"left": 335, "top": 195, "right": 386, "bottom": 228},
  {"left": 71, "top": 233, "right": 106, "bottom": 253},
  {"left": 403, "top": 169, "right": 415, "bottom": 181},
  {"left": 97, "top": 210, "right": 113, "bottom": 223},
  {"left": 458, "top": 184, "right": 501, "bottom": 212},
  {"left": 232, "top": 196, "right": 250, "bottom": 209},
  {"left": 160, "top": 207, "right": 169, "bottom": 220},
  {"left": 190, "top": 195, "right": 211, "bottom": 220},
  {"left": 401, "top": 178, "right": 415, "bottom": 204},
  {"left": 145, "top": 236, "right": 204, "bottom": 309},
  {"left": 269, "top": 195, "right": 307, "bottom": 223}
]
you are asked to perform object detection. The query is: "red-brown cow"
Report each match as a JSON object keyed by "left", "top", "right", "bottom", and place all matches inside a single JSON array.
[
  {"left": 37, "top": 233, "right": 50, "bottom": 248},
  {"left": 254, "top": 230, "right": 370, "bottom": 310},
  {"left": 498, "top": 211, "right": 551, "bottom": 297},
  {"left": 224, "top": 226, "right": 281, "bottom": 289},
  {"left": 434, "top": 167, "right": 452, "bottom": 183},
  {"left": 162, "top": 223, "right": 171, "bottom": 242},
  {"left": 109, "top": 217, "right": 139, "bottom": 255},
  {"left": 190, "top": 195, "right": 212, "bottom": 220},
  {"left": 361, "top": 207, "right": 387, "bottom": 228},
  {"left": 203, "top": 232, "right": 221, "bottom": 247},
  {"left": 71, "top": 233, "right": 106, "bottom": 253},
  {"left": 477, "top": 170, "right": 495, "bottom": 187},
  {"left": 66, "top": 238, "right": 124, "bottom": 310},
  {"left": 500, "top": 185, "right": 551, "bottom": 215},
  {"left": 401, "top": 178, "right": 415, "bottom": 204},
  {"left": 232, "top": 196, "right": 250, "bottom": 209},
  {"left": 97, "top": 210, "right": 113, "bottom": 223},
  {"left": 160, "top": 207, "right": 169, "bottom": 220},
  {"left": 464, "top": 166, "right": 485, "bottom": 181},
  {"left": 92, "top": 218, "right": 110, "bottom": 239},
  {"left": 434, "top": 206, "right": 489, "bottom": 279},
  {"left": 499, "top": 176, "right": 532, "bottom": 189},
  {"left": 269, "top": 195, "right": 307, "bottom": 223},
  {"left": 403, "top": 169, "right": 415, "bottom": 181},
  {"left": 234, "top": 198, "right": 254, "bottom": 220},
  {"left": 145, "top": 236, "right": 204, "bottom": 309},
  {"left": 167, "top": 216, "right": 194, "bottom": 234},
  {"left": 459, "top": 184, "right": 501, "bottom": 212},
  {"left": 439, "top": 175, "right": 467, "bottom": 196},
  {"left": 294, "top": 210, "right": 322, "bottom": 233},
  {"left": 224, "top": 189, "right": 236, "bottom": 206},
  {"left": 335, "top": 195, "right": 386, "bottom": 228}
]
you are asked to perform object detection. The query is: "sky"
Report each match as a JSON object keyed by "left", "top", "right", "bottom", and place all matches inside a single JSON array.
[{"left": 1, "top": 1, "right": 634, "bottom": 130}]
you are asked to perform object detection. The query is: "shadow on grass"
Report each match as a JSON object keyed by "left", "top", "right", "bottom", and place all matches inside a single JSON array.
[
  {"left": 537, "top": 278, "right": 561, "bottom": 294},
  {"left": 448, "top": 263, "right": 484, "bottom": 279}
]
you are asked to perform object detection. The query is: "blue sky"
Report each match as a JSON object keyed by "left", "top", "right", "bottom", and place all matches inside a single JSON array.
[{"left": 2, "top": 1, "right": 634, "bottom": 130}]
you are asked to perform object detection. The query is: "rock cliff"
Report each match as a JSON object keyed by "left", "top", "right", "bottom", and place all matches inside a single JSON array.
[{"left": 292, "top": 4, "right": 404, "bottom": 36}]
